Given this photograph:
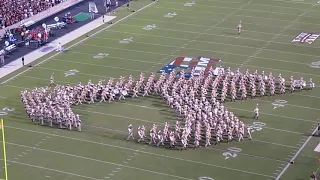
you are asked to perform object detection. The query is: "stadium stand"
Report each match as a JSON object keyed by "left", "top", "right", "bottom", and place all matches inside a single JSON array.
[{"left": 0, "top": 0, "right": 68, "bottom": 28}]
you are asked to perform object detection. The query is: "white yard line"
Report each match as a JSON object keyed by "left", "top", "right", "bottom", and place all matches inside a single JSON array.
[
  {"left": 161, "top": 0, "right": 318, "bottom": 16},
  {"left": 92, "top": 24, "right": 320, "bottom": 61},
  {"left": 144, "top": 7, "right": 319, "bottom": 31},
  {"left": 3, "top": 143, "right": 193, "bottom": 180},
  {"left": 207, "top": 0, "right": 314, "bottom": 6},
  {"left": 0, "top": 0, "right": 158, "bottom": 85},
  {"left": 133, "top": 17, "right": 292, "bottom": 35},
  {"left": 5, "top": 159, "right": 101, "bottom": 180},
  {"left": 67, "top": 52, "right": 165, "bottom": 64},
  {"left": 239, "top": 2, "right": 318, "bottom": 68},
  {"left": 74, "top": 107, "right": 309, "bottom": 135},
  {"left": 255, "top": 99, "right": 320, "bottom": 111},
  {"left": 53, "top": 59, "right": 153, "bottom": 73},
  {"left": 91, "top": 36, "right": 320, "bottom": 66},
  {"left": 275, "top": 126, "right": 319, "bottom": 180},
  {"left": 152, "top": 6, "right": 317, "bottom": 22},
  {"left": 101, "top": 29, "right": 320, "bottom": 52},
  {"left": 5, "top": 126, "right": 275, "bottom": 178},
  {"left": 252, "top": 139, "right": 298, "bottom": 149},
  {"left": 227, "top": 107, "right": 317, "bottom": 123},
  {"left": 86, "top": 123, "right": 297, "bottom": 149},
  {"left": 37, "top": 67, "right": 115, "bottom": 78},
  {"left": 74, "top": 43, "right": 320, "bottom": 77},
  {"left": 119, "top": 22, "right": 293, "bottom": 38}
]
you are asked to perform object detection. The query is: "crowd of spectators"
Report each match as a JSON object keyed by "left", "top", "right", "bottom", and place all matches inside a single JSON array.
[{"left": 0, "top": 0, "right": 68, "bottom": 29}]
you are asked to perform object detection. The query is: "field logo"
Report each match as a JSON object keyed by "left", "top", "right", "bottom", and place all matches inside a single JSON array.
[
  {"left": 93, "top": 53, "right": 109, "bottom": 59},
  {"left": 184, "top": 1, "right": 195, "bottom": 6},
  {"left": 143, "top": 24, "right": 156, "bottom": 30},
  {"left": 158, "top": 56, "right": 221, "bottom": 77},
  {"left": 64, "top": 69, "right": 79, "bottom": 77},
  {"left": 164, "top": 12, "right": 177, "bottom": 18},
  {"left": 222, "top": 147, "right": 242, "bottom": 160},
  {"left": 272, "top": 99, "right": 287, "bottom": 109},
  {"left": 309, "top": 61, "right": 320, "bottom": 68},
  {"left": 0, "top": 107, "right": 15, "bottom": 116},
  {"left": 120, "top": 37, "right": 133, "bottom": 44},
  {"left": 292, "top": 32, "right": 320, "bottom": 44}
]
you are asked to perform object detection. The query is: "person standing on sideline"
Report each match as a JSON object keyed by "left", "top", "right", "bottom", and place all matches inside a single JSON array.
[{"left": 22, "top": 56, "right": 25, "bottom": 66}]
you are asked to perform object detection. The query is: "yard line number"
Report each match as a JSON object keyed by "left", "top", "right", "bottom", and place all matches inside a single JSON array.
[
  {"left": 247, "top": 122, "right": 266, "bottom": 133},
  {"left": 0, "top": 107, "right": 15, "bottom": 116},
  {"left": 143, "top": 24, "right": 156, "bottom": 31},
  {"left": 199, "top": 177, "right": 214, "bottom": 180},
  {"left": 222, "top": 147, "right": 242, "bottom": 160},
  {"left": 309, "top": 61, "right": 320, "bottom": 68},
  {"left": 119, "top": 37, "right": 133, "bottom": 44},
  {"left": 93, "top": 53, "right": 109, "bottom": 59},
  {"left": 272, "top": 99, "right": 287, "bottom": 109},
  {"left": 64, "top": 69, "right": 79, "bottom": 77},
  {"left": 184, "top": 1, "right": 195, "bottom": 6},
  {"left": 164, "top": 12, "right": 177, "bottom": 18}
]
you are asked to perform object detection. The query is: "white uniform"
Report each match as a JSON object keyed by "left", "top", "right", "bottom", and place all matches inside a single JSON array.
[
  {"left": 127, "top": 124, "right": 134, "bottom": 140},
  {"left": 254, "top": 107, "right": 259, "bottom": 119},
  {"left": 56, "top": 42, "right": 63, "bottom": 52}
]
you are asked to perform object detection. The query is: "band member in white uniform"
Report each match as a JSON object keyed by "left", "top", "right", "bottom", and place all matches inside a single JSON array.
[
  {"left": 253, "top": 104, "right": 259, "bottom": 120},
  {"left": 127, "top": 124, "right": 134, "bottom": 140},
  {"left": 237, "top": 20, "right": 242, "bottom": 35}
]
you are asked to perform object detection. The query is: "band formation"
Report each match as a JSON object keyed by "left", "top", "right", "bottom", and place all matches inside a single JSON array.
[{"left": 20, "top": 67, "right": 314, "bottom": 150}]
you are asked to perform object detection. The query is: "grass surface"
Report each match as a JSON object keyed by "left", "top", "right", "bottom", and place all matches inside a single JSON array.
[{"left": 0, "top": 0, "right": 320, "bottom": 179}]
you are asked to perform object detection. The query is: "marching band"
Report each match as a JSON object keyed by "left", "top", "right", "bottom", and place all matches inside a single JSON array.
[{"left": 20, "top": 67, "right": 313, "bottom": 149}]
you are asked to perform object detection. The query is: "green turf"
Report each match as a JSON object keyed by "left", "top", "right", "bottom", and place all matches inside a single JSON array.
[{"left": 0, "top": 0, "right": 320, "bottom": 179}]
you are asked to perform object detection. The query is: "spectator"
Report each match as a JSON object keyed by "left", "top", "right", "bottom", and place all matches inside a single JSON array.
[{"left": 0, "top": 0, "right": 68, "bottom": 28}]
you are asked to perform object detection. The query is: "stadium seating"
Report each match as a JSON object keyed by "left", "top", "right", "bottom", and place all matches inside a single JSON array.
[{"left": 0, "top": 0, "right": 68, "bottom": 28}]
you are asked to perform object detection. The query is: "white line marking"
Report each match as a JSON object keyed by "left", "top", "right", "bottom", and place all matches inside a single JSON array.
[
  {"left": 8, "top": 160, "right": 100, "bottom": 180},
  {"left": 0, "top": 0, "right": 158, "bottom": 85},
  {"left": 256, "top": 99, "right": 320, "bottom": 111},
  {"left": 4, "top": 127, "right": 275, "bottom": 178},
  {"left": 161, "top": 0, "right": 316, "bottom": 16},
  {"left": 109, "top": 174, "right": 114, "bottom": 176},
  {"left": 275, "top": 126, "right": 318, "bottom": 180},
  {"left": 252, "top": 139, "right": 297, "bottom": 149},
  {"left": 77, "top": 108, "right": 309, "bottom": 135},
  {"left": 239, "top": 2, "right": 318, "bottom": 68}
]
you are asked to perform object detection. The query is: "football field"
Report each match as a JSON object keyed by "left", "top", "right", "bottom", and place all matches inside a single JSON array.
[{"left": 1, "top": 0, "right": 320, "bottom": 179}]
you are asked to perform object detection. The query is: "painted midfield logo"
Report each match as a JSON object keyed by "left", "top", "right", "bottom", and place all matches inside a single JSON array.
[
  {"left": 158, "top": 56, "right": 222, "bottom": 77},
  {"left": 292, "top": 32, "right": 320, "bottom": 44}
]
